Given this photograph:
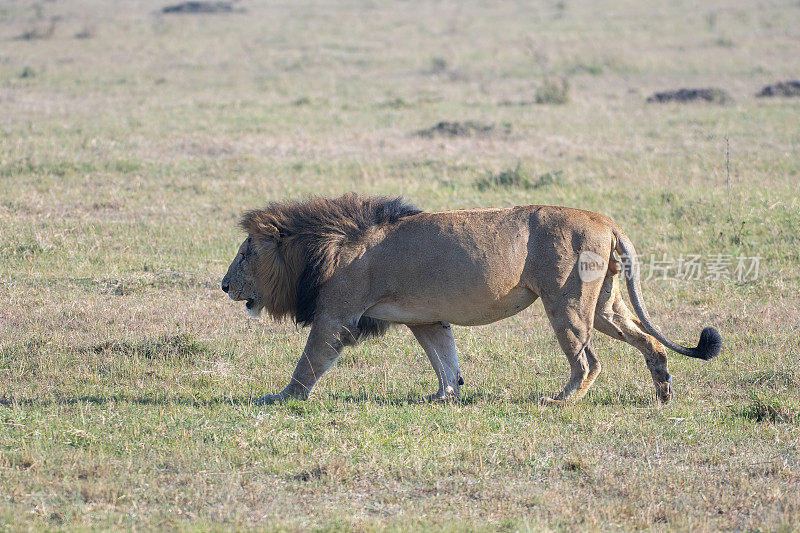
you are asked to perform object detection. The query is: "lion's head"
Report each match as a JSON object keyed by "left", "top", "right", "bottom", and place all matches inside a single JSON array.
[
  {"left": 221, "top": 212, "right": 302, "bottom": 320},
  {"left": 221, "top": 237, "right": 257, "bottom": 315},
  {"left": 222, "top": 193, "right": 421, "bottom": 324}
]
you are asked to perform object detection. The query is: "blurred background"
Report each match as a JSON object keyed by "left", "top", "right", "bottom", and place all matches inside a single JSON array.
[{"left": 1, "top": 1, "right": 798, "bottom": 529}]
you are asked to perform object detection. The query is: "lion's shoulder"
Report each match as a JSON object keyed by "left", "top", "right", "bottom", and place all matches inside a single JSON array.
[{"left": 293, "top": 194, "right": 421, "bottom": 325}]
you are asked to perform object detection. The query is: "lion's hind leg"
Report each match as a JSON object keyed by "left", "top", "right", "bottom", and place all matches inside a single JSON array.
[
  {"left": 539, "top": 290, "right": 602, "bottom": 405},
  {"left": 408, "top": 322, "right": 462, "bottom": 402},
  {"left": 593, "top": 273, "right": 672, "bottom": 404},
  {"left": 578, "top": 340, "right": 602, "bottom": 396},
  {"left": 538, "top": 332, "right": 596, "bottom": 406}
]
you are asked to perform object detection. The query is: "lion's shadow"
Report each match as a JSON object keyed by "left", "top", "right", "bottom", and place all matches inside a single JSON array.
[
  {"left": 0, "top": 390, "right": 651, "bottom": 408},
  {"left": 1, "top": 391, "right": 534, "bottom": 408},
  {"left": 317, "top": 391, "right": 552, "bottom": 406},
  {"left": 0, "top": 395, "right": 257, "bottom": 408}
]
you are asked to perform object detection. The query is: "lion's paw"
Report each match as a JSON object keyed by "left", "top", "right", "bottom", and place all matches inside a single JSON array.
[
  {"left": 538, "top": 396, "right": 565, "bottom": 407},
  {"left": 423, "top": 394, "right": 445, "bottom": 403},
  {"left": 423, "top": 387, "right": 459, "bottom": 403},
  {"left": 255, "top": 393, "right": 286, "bottom": 405},
  {"left": 656, "top": 378, "right": 674, "bottom": 405}
]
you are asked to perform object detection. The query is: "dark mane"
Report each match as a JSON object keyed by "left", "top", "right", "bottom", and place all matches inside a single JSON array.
[{"left": 240, "top": 193, "right": 422, "bottom": 327}]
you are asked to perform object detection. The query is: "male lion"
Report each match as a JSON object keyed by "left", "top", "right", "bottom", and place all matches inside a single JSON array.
[{"left": 222, "top": 193, "right": 721, "bottom": 404}]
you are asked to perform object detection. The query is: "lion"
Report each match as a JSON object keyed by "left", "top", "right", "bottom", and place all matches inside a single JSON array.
[{"left": 222, "top": 193, "right": 721, "bottom": 405}]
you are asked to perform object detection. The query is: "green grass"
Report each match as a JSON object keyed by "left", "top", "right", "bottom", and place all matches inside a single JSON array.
[{"left": 1, "top": 0, "right": 799, "bottom": 530}]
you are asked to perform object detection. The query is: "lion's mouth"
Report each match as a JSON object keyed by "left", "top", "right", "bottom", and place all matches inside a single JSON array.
[{"left": 246, "top": 299, "right": 262, "bottom": 318}]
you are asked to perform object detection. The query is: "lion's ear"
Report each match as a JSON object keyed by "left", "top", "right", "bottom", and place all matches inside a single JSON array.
[
  {"left": 240, "top": 211, "right": 282, "bottom": 242},
  {"left": 257, "top": 222, "right": 281, "bottom": 242}
]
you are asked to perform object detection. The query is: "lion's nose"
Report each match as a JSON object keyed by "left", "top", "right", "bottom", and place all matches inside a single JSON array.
[{"left": 221, "top": 281, "right": 230, "bottom": 293}]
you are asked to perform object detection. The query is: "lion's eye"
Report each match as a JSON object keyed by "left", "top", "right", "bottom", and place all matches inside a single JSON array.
[
  {"left": 243, "top": 241, "right": 257, "bottom": 261},
  {"left": 240, "top": 237, "right": 253, "bottom": 259}
]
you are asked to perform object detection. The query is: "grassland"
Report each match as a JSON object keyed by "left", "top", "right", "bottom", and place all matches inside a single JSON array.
[{"left": 1, "top": 0, "right": 799, "bottom": 530}]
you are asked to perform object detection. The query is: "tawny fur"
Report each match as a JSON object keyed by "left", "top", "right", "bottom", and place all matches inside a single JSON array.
[{"left": 222, "top": 193, "right": 720, "bottom": 405}]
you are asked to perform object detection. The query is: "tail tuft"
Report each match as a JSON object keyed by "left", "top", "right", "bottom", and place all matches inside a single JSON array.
[{"left": 694, "top": 327, "right": 722, "bottom": 360}]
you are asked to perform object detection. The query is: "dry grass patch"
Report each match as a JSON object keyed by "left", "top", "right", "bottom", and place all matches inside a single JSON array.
[{"left": 1, "top": 0, "right": 799, "bottom": 529}]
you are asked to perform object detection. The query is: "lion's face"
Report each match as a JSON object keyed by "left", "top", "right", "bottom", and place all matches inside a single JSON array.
[{"left": 221, "top": 237, "right": 264, "bottom": 318}]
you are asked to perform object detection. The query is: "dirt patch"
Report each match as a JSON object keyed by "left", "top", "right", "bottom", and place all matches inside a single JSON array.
[
  {"left": 416, "top": 121, "right": 508, "bottom": 138},
  {"left": 162, "top": 2, "right": 244, "bottom": 14},
  {"left": 756, "top": 80, "right": 800, "bottom": 98},
  {"left": 646, "top": 87, "right": 730, "bottom": 104}
]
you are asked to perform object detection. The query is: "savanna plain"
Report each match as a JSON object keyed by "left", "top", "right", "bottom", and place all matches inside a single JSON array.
[{"left": 1, "top": 0, "right": 799, "bottom": 530}]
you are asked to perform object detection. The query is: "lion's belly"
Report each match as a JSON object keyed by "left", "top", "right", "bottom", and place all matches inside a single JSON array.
[{"left": 364, "top": 285, "right": 538, "bottom": 326}]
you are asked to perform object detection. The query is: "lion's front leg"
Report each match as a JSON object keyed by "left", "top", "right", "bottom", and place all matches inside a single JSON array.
[
  {"left": 409, "top": 322, "right": 463, "bottom": 402},
  {"left": 257, "top": 317, "right": 346, "bottom": 404}
]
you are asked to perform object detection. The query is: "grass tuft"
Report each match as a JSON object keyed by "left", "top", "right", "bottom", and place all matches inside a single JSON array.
[
  {"left": 474, "top": 163, "right": 563, "bottom": 191},
  {"left": 87, "top": 334, "right": 210, "bottom": 361},
  {"left": 16, "top": 19, "right": 57, "bottom": 40},
  {"left": 291, "top": 466, "right": 328, "bottom": 482},
  {"left": 735, "top": 394, "right": 798, "bottom": 424},
  {"left": 535, "top": 78, "right": 570, "bottom": 104}
]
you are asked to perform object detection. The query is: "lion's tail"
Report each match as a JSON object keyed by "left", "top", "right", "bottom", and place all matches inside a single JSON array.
[{"left": 612, "top": 228, "right": 722, "bottom": 360}]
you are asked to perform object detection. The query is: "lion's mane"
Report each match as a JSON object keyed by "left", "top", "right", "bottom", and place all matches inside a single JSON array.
[{"left": 240, "top": 193, "right": 422, "bottom": 330}]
